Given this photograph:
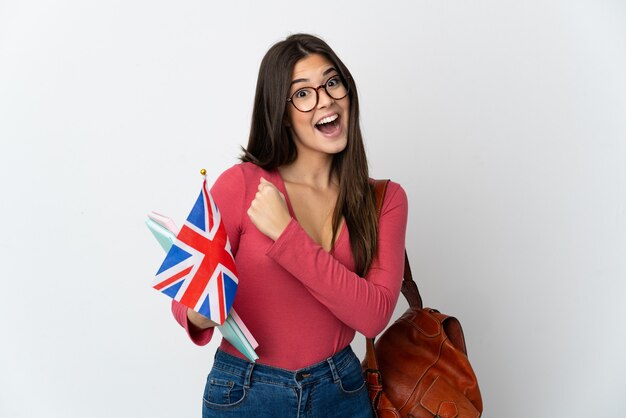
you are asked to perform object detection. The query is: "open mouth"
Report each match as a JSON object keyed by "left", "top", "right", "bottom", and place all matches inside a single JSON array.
[{"left": 315, "top": 114, "right": 341, "bottom": 135}]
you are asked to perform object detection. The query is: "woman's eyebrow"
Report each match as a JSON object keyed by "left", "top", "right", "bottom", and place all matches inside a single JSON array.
[
  {"left": 290, "top": 67, "right": 338, "bottom": 86},
  {"left": 322, "top": 67, "right": 338, "bottom": 76}
]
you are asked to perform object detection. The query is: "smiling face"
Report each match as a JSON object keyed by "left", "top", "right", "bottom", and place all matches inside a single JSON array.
[{"left": 286, "top": 53, "right": 350, "bottom": 162}]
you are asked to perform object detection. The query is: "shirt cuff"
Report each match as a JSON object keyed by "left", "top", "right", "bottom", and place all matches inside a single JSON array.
[{"left": 266, "top": 218, "right": 302, "bottom": 259}]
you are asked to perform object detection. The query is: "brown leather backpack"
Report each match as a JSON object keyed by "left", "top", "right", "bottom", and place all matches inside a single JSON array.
[{"left": 363, "top": 180, "right": 483, "bottom": 418}]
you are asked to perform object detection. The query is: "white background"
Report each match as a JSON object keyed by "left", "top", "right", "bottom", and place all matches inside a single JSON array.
[{"left": 1, "top": 1, "right": 625, "bottom": 417}]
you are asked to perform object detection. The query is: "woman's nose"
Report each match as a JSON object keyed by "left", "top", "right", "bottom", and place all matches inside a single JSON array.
[{"left": 316, "top": 86, "right": 334, "bottom": 108}]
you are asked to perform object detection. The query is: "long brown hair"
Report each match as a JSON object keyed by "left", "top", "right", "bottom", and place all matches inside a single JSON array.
[{"left": 241, "top": 34, "right": 378, "bottom": 275}]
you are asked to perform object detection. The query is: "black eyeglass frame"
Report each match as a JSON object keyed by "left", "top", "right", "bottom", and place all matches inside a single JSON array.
[{"left": 286, "top": 76, "right": 350, "bottom": 113}]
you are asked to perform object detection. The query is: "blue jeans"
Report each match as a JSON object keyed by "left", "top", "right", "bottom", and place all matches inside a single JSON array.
[{"left": 202, "top": 346, "right": 374, "bottom": 418}]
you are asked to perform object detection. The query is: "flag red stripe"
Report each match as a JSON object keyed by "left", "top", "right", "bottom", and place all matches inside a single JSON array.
[
  {"left": 154, "top": 266, "right": 193, "bottom": 290},
  {"left": 217, "top": 272, "right": 225, "bottom": 323},
  {"left": 203, "top": 182, "right": 214, "bottom": 232},
  {"left": 172, "top": 211, "right": 237, "bottom": 320}
]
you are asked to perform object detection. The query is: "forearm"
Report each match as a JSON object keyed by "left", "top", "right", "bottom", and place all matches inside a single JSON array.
[
  {"left": 266, "top": 222, "right": 400, "bottom": 336},
  {"left": 265, "top": 183, "right": 408, "bottom": 337}
]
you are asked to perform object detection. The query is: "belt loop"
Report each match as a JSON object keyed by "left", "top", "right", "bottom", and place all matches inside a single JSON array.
[
  {"left": 327, "top": 354, "right": 340, "bottom": 383},
  {"left": 243, "top": 361, "right": 255, "bottom": 389}
]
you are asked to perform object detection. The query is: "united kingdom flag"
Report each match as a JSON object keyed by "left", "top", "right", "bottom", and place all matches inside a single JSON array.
[{"left": 153, "top": 179, "right": 238, "bottom": 325}]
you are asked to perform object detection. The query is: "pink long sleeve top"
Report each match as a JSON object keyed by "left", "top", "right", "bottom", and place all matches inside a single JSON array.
[{"left": 172, "top": 162, "right": 408, "bottom": 370}]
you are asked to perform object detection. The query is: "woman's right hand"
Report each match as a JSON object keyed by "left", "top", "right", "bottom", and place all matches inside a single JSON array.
[
  {"left": 187, "top": 308, "right": 219, "bottom": 330},
  {"left": 247, "top": 177, "right": 291, "bottom": 241}
]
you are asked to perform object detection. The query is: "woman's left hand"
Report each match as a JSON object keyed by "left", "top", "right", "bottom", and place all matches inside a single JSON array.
[{"left": 247, "top": 177, "right": 292, "bottom": 241}]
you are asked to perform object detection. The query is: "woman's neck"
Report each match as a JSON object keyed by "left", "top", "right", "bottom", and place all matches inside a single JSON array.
[{"left": 278, "top": 156, "right": 336, "bottom": 190}]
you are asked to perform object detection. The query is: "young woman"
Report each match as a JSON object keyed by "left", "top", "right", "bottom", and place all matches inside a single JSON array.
[{"left": 171, "top": 33, "right": 408, "bottom": 418}]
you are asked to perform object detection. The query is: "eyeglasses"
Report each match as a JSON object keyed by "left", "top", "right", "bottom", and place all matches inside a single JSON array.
[{"left": 287, "top": 75, "right": 349, "bottom": 112}]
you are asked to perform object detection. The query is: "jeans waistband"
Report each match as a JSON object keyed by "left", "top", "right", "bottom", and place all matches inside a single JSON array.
[{"left": 212, "top": 345, "right": 358, "bottom": 389}]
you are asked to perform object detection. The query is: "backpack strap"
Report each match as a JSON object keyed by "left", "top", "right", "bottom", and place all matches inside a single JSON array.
[{"left": 365, "top": 180, "right": 423, "bottom": 372}]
